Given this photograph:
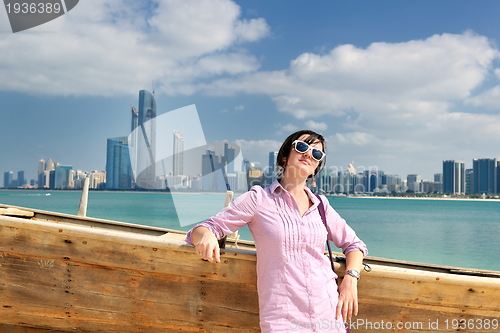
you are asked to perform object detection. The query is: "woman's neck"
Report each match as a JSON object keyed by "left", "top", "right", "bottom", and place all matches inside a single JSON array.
[{"left": 279, "top": 175, "right": 307, "bottom": 197}]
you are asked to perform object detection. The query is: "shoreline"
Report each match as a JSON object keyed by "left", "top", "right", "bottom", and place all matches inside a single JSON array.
[{"left": 347, "top": 196, "right": 500, "bottom": 202}]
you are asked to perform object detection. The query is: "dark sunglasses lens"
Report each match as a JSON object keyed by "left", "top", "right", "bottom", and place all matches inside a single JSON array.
[
  {"left": 312, "top": 149, "right": 324, "bottom": 161},
  {"left": 295, "top": 141, "right": 309, "bottom": 153}
]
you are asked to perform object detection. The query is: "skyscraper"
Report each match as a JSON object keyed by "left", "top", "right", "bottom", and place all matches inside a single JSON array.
[
  {"left": 261, "top": 151, "right": 278, "bottom": 187},
  {"left": 3, "top": 171, "right": 13, "bottom": 188},
  {"left": 129, "top": 105, "right": 139, "bottom": 180},
  {"left": 131, "top": 105, "right": 139, "bottom": 132},
  {"left": 473, "top": 158, "right": 498, "bottom": 194},
  {"left": 17, "top": 171, "right": 26, "bottom": 187},
  {"left": 173, "top": 130, "right": 184, "bottom": 176},
  {"left": 106, "top": 137, "right": 133, "bottom": 190},
  {"left": 53, "top": 166, "right": 72, "bottom": 189},
  {"left": 202, "top": 150, "right": 218, "bottom": 191},
  {"left": 268, "top": 151, "right": 278, "bottom": 173},
  {"left": 465, "top": 169, "right": 474, "bottom": 195},
  {"left": 135, "top": 90, "right": 157, "bottom": 189},
  {"left": 224, "top": 142, "right": 236, "bottom": 174},
  {"left": 37, "top": 158, "right": 45, "bottom": 188},
  {"left": 45, "top": 158, "right": 54, "bottom": 171},
  {"left": 407, "top": 174, "right": 422, "bottom": 192},
  {"left": 443, "top": 160, "right": 465, "bottom": 195}
]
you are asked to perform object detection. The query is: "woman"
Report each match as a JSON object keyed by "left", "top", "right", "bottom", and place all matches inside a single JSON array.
[{"left": 185, "top": 130, "right": 367, "bottom": 332}]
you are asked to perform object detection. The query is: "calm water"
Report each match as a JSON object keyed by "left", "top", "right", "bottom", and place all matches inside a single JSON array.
[{"left": 1, "top": 190, "right": 499, "bottom": 271}]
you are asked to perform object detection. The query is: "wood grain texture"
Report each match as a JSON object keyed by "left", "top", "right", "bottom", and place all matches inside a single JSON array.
[
  {"left": 0, "top": 215, "right": 259, "bottom": 332},
  {"left": 1, "top": 209, "right": 499, "bottom": 333}
]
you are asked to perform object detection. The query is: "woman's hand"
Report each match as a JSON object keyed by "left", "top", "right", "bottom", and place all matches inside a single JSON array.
[
  {"left": 192, "top": 226, "right": 220, "bottom": 263},
  {"left": 335, "top": 250, "right": 363, "bottom": 322},
  {"left": 336, "top": 275, "right": 358, "bottom": 322}
]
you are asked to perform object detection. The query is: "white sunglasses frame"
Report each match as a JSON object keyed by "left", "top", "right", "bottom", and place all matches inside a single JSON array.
[{"left": 292, "top": 140, "right": 326, "bottom": 162}]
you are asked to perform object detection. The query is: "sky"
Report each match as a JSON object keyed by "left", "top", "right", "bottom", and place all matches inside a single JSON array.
[{"left": 1, "top": 0, "right": 500, "bottom": 183}]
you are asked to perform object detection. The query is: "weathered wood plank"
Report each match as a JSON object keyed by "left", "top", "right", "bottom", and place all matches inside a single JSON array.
[
  {"left": 1, "top": 210, "right": 500, "bottom": 333},
  {"left": 352, "top": 264, "right": 500, "bottom": 332},
  {"left": 0, "top": 208, "right": 34, "bottom": 218},
  {"left": 0, "top": 215, "right": 260, "bottom": 332}
]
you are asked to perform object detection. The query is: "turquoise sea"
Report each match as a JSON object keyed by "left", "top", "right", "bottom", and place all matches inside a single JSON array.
[{"left": 1, "top": 190, "right": 499, "bottom": 272}]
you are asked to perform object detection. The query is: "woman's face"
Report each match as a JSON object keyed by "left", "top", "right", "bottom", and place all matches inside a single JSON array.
[{"left": 284, "top": 134, "right": 324, "bottom": 179}]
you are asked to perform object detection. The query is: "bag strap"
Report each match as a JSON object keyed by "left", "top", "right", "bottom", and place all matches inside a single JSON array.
[
  {"left": 315, "top": 194, "right": 372, "bottom": 275},
  {"left": 315, "top": 193, "right": 336, "bottom": 272}
]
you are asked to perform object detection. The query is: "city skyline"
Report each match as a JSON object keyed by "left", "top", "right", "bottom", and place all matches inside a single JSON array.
[
  {"left": 3, "top": 147, "right": 499, "bottom": 194},
  {"left": 2, "top": 1, "right": 500, "bottom": 182}
]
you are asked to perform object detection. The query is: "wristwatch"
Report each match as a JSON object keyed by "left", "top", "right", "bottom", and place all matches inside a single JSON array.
[{"left": 345, "top": 269, "right": 361, "bottom": 280}]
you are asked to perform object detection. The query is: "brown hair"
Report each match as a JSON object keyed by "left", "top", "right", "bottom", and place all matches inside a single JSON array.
[{"left": 276, "top": 129, "right": 326, "bottom": 178}]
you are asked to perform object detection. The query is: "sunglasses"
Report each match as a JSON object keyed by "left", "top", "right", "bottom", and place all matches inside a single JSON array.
[{"left": 292, "top": 140, "right": 326, "bottom": 162}]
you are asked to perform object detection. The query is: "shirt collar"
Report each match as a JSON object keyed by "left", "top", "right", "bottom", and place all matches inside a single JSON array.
[{"left": 269, "top": 180, "right": 321, "bottom": 207}]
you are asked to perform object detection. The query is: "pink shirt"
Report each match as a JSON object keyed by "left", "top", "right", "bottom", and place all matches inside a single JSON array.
[{"left": 185, "top": 180, "right": 368, "bottom": 333}]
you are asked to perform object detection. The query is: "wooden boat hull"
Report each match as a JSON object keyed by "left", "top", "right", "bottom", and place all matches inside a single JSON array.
[{"left": 1, "top": 205, "right": 499, "bottom": 332}]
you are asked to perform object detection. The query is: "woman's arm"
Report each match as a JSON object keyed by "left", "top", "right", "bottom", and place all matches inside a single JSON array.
[
  {"left": 191, "top": 226, "right": 220, "bottom": 263},
  {"left": 185, "top": 187, "right": 261, "bottom": 263},
  {"left": 336, "top": 250, "right": 364, "bottom": 322}
]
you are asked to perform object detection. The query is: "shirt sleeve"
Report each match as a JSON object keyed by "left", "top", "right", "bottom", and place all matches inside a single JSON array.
[
  {"left": 184, "top": 186, "right": 260, "bottom": 246},
  {"left": 320, "top": 195, "right": 368, "bottom": 256}
]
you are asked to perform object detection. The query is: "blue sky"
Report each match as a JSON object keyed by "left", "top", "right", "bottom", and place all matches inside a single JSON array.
[{"left": 2, "top": 0, "right": 500, "bottom": 183}]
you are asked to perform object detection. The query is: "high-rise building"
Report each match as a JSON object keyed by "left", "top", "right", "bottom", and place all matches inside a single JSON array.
[
  {"left": 106, "top": 137, "right": 133, "bottom": 190},
  {"left": 3, "top": 171, "right": 13, "bottom": 188},
  {"left": 129, "top": 105, "right": 139, "bottom": 180},
  {"left": 242, "top": 159, "right": 250, "bottom": 174},
  {"left": 268, "top": 151, "right": 278, "bottom": 173},
  {"left": 443, "top": 160, "right": 465, "bottom": 195},
  {"left": 473, "top": 158, "right": 498, "bottom": 194},
  {"left": 353, "top": 173, "right": 365, "bottom": 193},
  {"left": 337, "top": 170, "right": 354, "bottom": 194},
  {"left": 37, "top": 159, "right": 45, "bottom": 188},
  {"left": 465, "top": 169, "right": 474, "bottom": 195},
  {"left": 385, "top": 174, "right": 401, "bottom": 192},
  {"left": 131, "top": 105, "right": 139, "bottom": 132},
  {"left": 316, "top": 169, "right": 329, "bottom": 193},
  {"left": 45, "top": 158, "right": 54, "bottom": 171},
  {"left": 434, "top": 173, "right": 443, "bottom": 193},
  {"left": 49, "top": 170, "right": 56, "bottom": 189},
  {"left": 260, "top": 151, "right": 278, "bottom": 188},
  {"left": 54, "top": 166, "right": 73, "bottom": 189},
  {"left": 173, "top": 130, "right": 184, "bottom": 176},
  {"left": 201, "top": 150, "right": 221, "bottom": 191},
  {"left": 135, "top": 90, "right": 157, "bottom": 189},
  {"left": 224, "top": 142, "right": 236, "bottom": 174},
  {"left": 17, "top": 171, "right": 26, "bottom": 187},
  {"left": 89, "top": 170, "right": 106, "bottom": 189},
  {"left": 407, "top": 174, "right": 422, "bottom": 192}
]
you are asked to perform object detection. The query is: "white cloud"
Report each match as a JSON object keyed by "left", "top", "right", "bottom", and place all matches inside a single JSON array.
[
  {"left": 464, "top": 85, "right": 500, "bottom": 110},
  {"left": 201, "top": 31, "right": 498, "bottom": 117},
  {"left": 235, "top": 139, "right": 281, "bottom": 168},
  {"left": 334, "top": 132, "right": 373, "bottom": 146},
  {"left": 235, "top": 139, "right": 281, "bottom": 152},
  {"left": 234, "top": 105, "right": 245, "bottom": 110},
  {"left": 0, "top": 0, "right": 269, "bottom": 96},
  {"left": 305, "top": 120, "right": 327, "bottom": 131},
  {"left": 198, "top": 31, "right": 500, "bottom": 178},
  {"left": 275, "top": 123, "right": 299, "bottom": 136}
]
